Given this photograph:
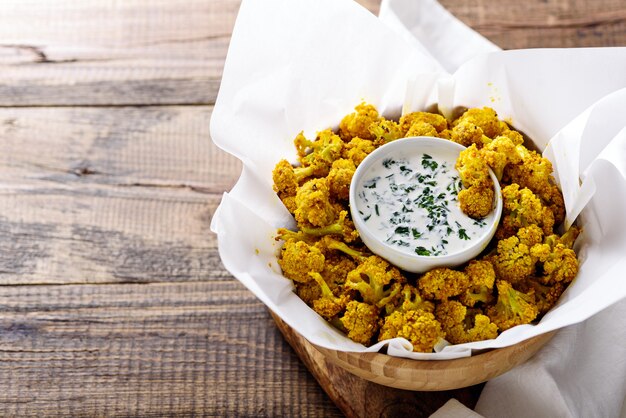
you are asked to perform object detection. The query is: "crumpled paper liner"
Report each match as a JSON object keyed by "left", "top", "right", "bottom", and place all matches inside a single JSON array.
[{"left": 210, "top": 0, "right": 626, "bottom": 359}]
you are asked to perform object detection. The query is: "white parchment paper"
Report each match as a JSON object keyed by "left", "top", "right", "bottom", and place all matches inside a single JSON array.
[{"left": 210, "top": 0, "right": 626, "bottom": 359}]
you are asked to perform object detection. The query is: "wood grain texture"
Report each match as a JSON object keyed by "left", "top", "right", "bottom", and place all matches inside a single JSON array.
[
  {"left": 439, "top": 0, "right": 626, "bottom": 49},
  {"left": 0, "top": 282, "right": 341, "bottom": 417},
  {"left": 0, "top": 0, "right": 381, "bottom": 107},
  {"left": 0, "top": 0, "right": 622, "bottom": 416}
]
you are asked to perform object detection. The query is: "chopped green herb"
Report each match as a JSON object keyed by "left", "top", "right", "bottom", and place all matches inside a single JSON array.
[
  {"left": 421, "top": 154, "right": 439, "bottom": 171},
  {"left": 382, "top": 158, "right": 396, "bottom": 169},
  {"left": 473, "top": 218, "right": 487, "bottom": 227},
  {"left": 394, "top": 226, "right": 410, "bottom": 236},
  {"left": 415, "top": 246, "right": 431, "bottom": 256},
  {"left": 458, "top": 228, "right": 470, "bottom": 240},
  {"left": 363, "top": 178, "right": 378, "bottom": 188}
]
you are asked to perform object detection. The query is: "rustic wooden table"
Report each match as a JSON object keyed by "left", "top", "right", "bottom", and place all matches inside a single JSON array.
[{"left": 0, "top": 0, "right": 623, "bottom": 416}]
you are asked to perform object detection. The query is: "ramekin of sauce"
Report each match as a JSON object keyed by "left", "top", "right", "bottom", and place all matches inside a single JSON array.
[{"left": 349, "top": 136, "right": 502, "bottom": 273}]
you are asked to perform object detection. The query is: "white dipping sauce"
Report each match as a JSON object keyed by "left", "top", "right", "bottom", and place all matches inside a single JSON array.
[{"left": 355, "top": 151, "right": 493, "bottom": 257}]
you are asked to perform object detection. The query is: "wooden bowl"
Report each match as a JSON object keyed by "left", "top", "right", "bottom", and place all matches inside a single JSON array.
[{"left": 272, "top": 312, "right": 554, "bottom": 391}]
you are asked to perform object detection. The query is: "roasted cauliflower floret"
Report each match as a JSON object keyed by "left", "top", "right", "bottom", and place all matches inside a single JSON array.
[
  {"left": 479, "top": 135, "right": 522, "bottom": 181},
  {"left": 320, "top": 253, "right": 357, "bottom": 289},
  {"left": 339, "top": 102, "right": 380, "bottom": 141},
  {"left": 435, "top": 300, "right": 498, "bottom": 344},
  {"left": 498, "top": 183, "right": 555, "bottom": 239},
  {"left": 378, "top": 309, "right": 445, "bottom": 353},
  {"left": 278, "top": 240, "right": 325, "bottom": 283},
  {"left": 342, "top": 137, "right": 375, "bottom": 167},
  {"left": 294, "top": 281, "right": 322, "bottom": 306},
  {"left": 530, "top": 235, "right": 579, "bottom": 285},
  {"left": 503, "top": 146, "right": 552, "bottom": 194},
  {"left": 369, "top": 118, "right": 403, "bottom": 146},
  {"left": 453, "top": 107, "right": 503, "bottom": 139},
  {"left": 456, "top": 144, "right": 491, "bottom": 188},
  {"left": 450, "top": 120, "right": 489, "bottom": 148},
  {"left": 406, "top": 121, "right": 438, "bottom": 137},
  {"left": 458, "top": 183, "right": 495, "bottom": 219},
  {"left": 293, "top": 130, "right": 343, "bottom": 178},
  {"left": 346, "top": 256, "right": 406, "bottom": 307},
  {"left": 326, "top": 158, "right": 355, "bottom": 201},
  {"left": 459, "top": 260, "right": 496, "bottom": 307},
  {"left": 294, "top": 178, "right": 336, "bottom": 228},
  {"left": 487, "top": 280, "right": 539, "bottom": 331},
  {"left": 309, "top": 272, "right": 350, "bottom": 320},
  {"left": 272, "top": 159, "right": 299, "bottom": 212},
  {"left": 418, "top": 267, "right": 470, "bottom": 301},
  {"left": 399, "top": 111, "right": 448, "bottom": 135},
  {"left": 491, "top": 226, "right": 544, "bottom": 283},
  {"left": 540, "top": 184, "right": 566, "bottom": 226},
  {"left": 518, "top": 277, "right": 565, "bottom": 316},
  {"left": 385, "top": 284, "right": 435, "bottom": 315},
  {"left": 340, "top": 301, "right": 380, "bottom": 345}
]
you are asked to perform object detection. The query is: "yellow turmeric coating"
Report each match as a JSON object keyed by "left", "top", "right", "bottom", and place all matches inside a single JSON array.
[
  {"left": 453, "top": 107, "right": 504, "bottom": 139},
  {"left": 340, "top": 301, "right": 380, "bottom": 345},
  {"left": 294, "top": 178, "right": 336, "bottom": 228},
  {"left": 479, "top": 135, "right": 521, "bottom": 181},
  {"left": 498, "top": 184, "right": 555, "bottom": 239},
  {"left": 459, "top": 260, "right": 496, "bottom": 307},
  {"left": 399, "top": 111, "right": 448, "bottom": 134},
  {"left": 369, "top": 118, "right": 403, "bottom": 146},
  {"left": 450, "top": 120, "right": 489, "bottom": 148},
  {"left": 339, "top": 102, "right": 380, "bottom": 141},
  {"left": 378, "top": 309, "right": 445, "bottom": 352},
  {"left": 418, "top": 268, "right": 469, "bottom": 301},
  {"left": 278, "top": 240, "right": 325, "bottom": 283},
  {"left": 346, "top": 256, "right": 407, "bottom": 307},
  {"left": 406, "top": 121, "right": 438, "bottom": 138},
  {"left": 486, "top": 280, "right": 538, "bottom": 331},
  {"left": 326, "top": 158, "right": 355, "bottom": 201},
  {"left": 458, "top": 183, "right": 494, "bottom": 219},
  {"left": 456, "top": 144, "right": 491, "bottom": 188},
  {"left": 342, "top": 137, "right": 375, "bottom": 167},
  {"left": 435, "top": 300, "right": 498, "bottom": 344}
]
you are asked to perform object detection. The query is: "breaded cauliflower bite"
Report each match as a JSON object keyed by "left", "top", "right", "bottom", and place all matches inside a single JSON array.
[
  {"left": 278, "top": 240, "right": 325, "bottom": 283},
  {"left": 346, "top": 256, "right": 407, "bottom": 308},
  {"left": 399, "top": 111, "right": 448, "bottom": 135},
  {"left": 273, "top": 102, "right": 577, "bottom": 352},
  {"left": 435, "top": 300, "right": 498, "bottom": 344},
  {"left": 294, "top": 178, "right": 336, "bottom": 228},
  {"left": 326, "top": 159, "right": 355, "bottom": 201},
  {"left": 339, "top": 102, "right": 380, "bottom": 141},
  {"left": 453, "top": 107, "right": 504, "bottom": 139},
  {"left": 498, "top": 183, "right": 555, "bottom": 239},
  {"left": 340, "top": 301, "right": 380, "bottom": 345},
  {"left": 378, "top": 309, "right": 445, "bottom": 353},
  {"left": 487, "top": 280, "right": 538, "bottom": 331},
  {"left": 418, "top": 268, "right": 470, "bottom": 301},
  {"left": 369, "top": 118, "right": 403, "bottom": 146}
]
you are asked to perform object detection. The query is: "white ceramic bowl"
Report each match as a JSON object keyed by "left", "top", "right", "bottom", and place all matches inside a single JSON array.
[{"left": 349, "top": 137, "right": 502, "bottom": 273}]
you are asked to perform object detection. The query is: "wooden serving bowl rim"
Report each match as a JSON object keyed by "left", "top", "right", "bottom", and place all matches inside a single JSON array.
[{"left": 272, "top": 312, "right": 555, "bottom": 391}]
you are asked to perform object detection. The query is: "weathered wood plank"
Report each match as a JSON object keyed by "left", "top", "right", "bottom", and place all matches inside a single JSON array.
[
  {"left": 0, "top": 106, "right": 241, "bottom": 193},
  {"left": 439, "top": 0, "right": 626, "bottom": 49},
  {"left": 0, "top": 281, "right": 341, "bottom": 417},
  {"left": 0, "top": 0, "right": 381, "bottom": 107},
  {"left": 0, "top": 183, "right": 231, "bottom": 285},
  {"left": 0, "top": 105, "right": 242, "bottom": 285}
]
